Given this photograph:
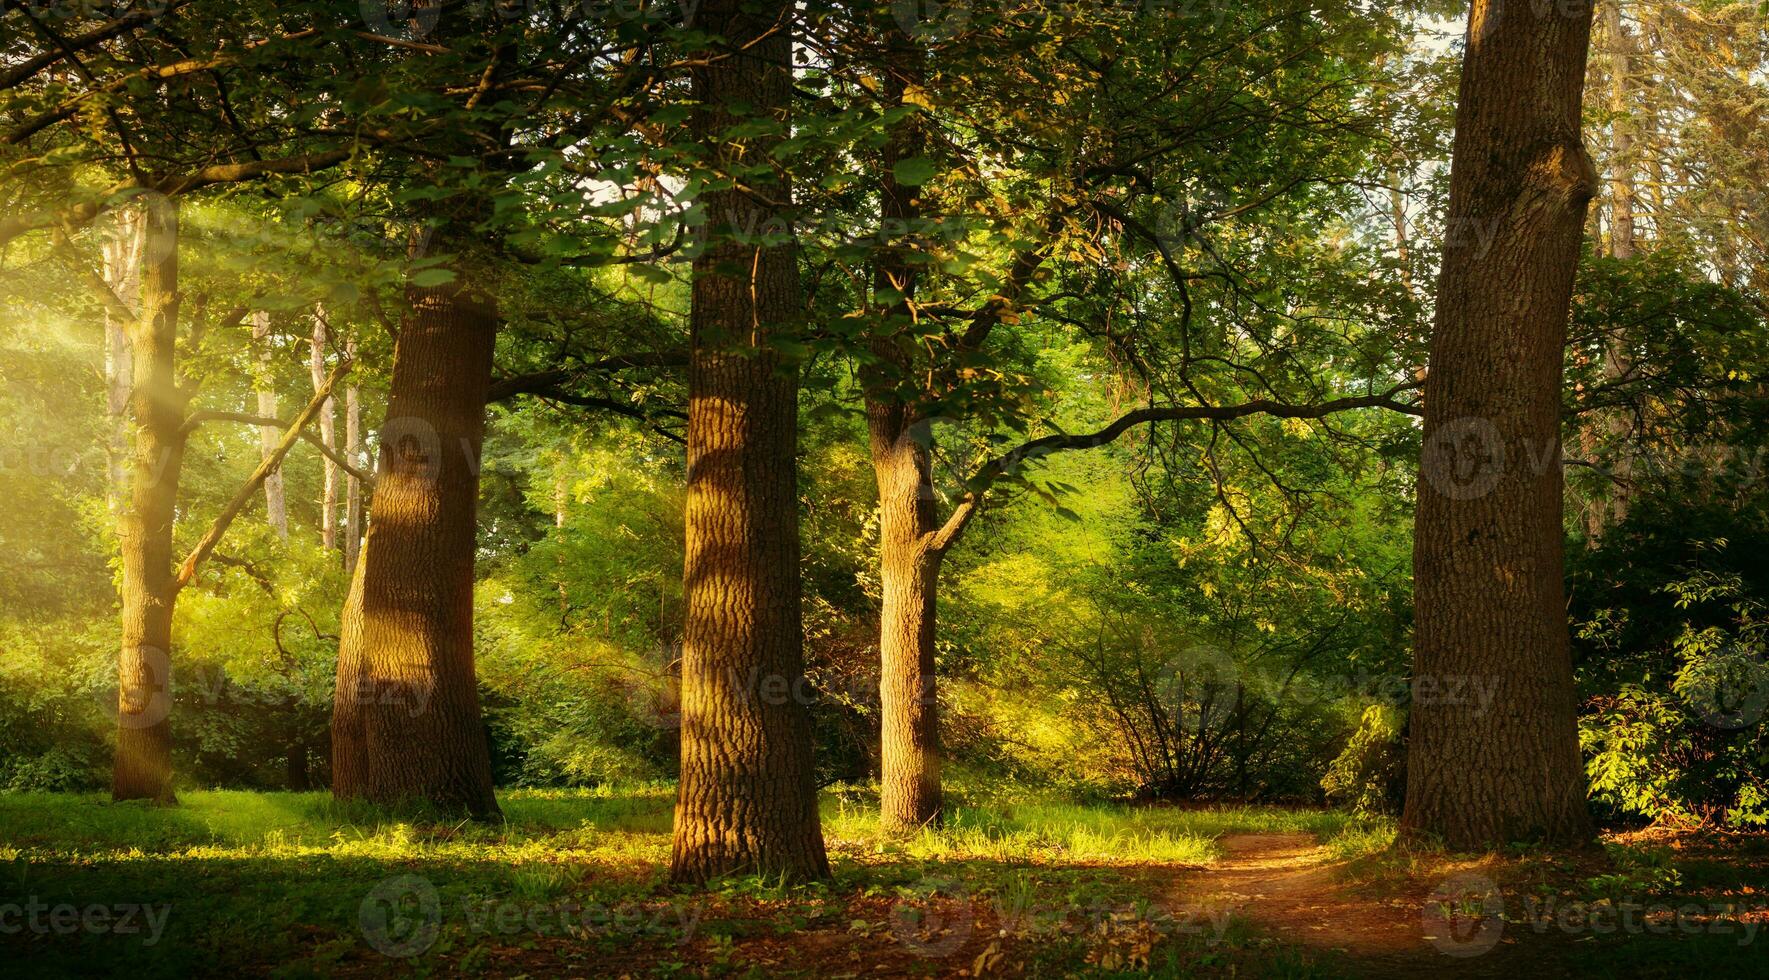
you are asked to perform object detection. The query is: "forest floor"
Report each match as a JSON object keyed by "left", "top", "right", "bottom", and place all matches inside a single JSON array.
[{"left": 2, "top": 789, "right": 1766, "bottom": 978}]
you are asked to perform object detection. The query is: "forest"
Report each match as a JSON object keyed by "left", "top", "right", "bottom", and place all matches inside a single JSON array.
[{"left": 2, "top": 0, "right": 1768, "bottom": 977}]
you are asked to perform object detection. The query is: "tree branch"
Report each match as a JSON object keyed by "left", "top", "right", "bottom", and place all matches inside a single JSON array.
[
  {"left": 173, "top": 357, "right": 351, "bottom": 594},
  {"left": 0, "top": 5, "right": 184, "bottom": 91},
  {"left": 181, "top": 410, "right": 374, "bottom": 487},
  {"left": 926, "top": 384, "right": 1421, "bottom": 555},
  {"left": 0, "top": 149, "right": 354, "bottom": 247}
]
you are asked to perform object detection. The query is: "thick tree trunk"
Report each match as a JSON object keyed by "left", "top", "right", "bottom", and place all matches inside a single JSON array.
[
  {"left": 1401, "top": 0, "right": 1598, "bottom": 849},
  {"left": 310, "top": 306, "right": 339, "bottom": 549},
  {"left": 113, "top": 198, "right": 185, "bottom": 804},
  {"left": 251, "top": 311, "right": 289, "bottom": 540},
  {"left": 344, "top": 331, "right": 364, "bottom": 572},
  {"left": 868, "top": 403, "right": 944, "bottom": 831},
  {"left": 669, "top": 0, "right": 829, "bottom": 884},
  {"left": 329, "top": 270, "right": 500, "bottom": 819}
]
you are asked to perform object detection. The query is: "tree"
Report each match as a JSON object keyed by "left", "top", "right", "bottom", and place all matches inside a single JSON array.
[
  {"left": 1401, "top": 0, "right": 1600, "bottom": 849},
  {"left": 111, "top": 197, "right": 187, "bottom": 802},
  {"left": 309, "top": 306, "right": 340, "bottom": 551},
  {"left": 328, "top": 236, "right": 503, "bottom": 818},
  {"left": 819, "top": 1, "right": 1417, "bottom": 831},
  {"left": 669, "top": 0, "right": 831, "bottom": 884},
  {"left": 1, "top": 3, "right": 373, "bottom": 801},
  {"left": 250, "top": 311, "right": 290, "bottom": 541}
]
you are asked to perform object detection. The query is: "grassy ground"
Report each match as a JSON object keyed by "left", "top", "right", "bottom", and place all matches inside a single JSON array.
[{"left": 1, "top": 788, "right": 1764, "bottom": 977}]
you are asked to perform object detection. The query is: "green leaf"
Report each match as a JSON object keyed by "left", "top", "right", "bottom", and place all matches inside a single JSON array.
[
  {"left": 409, "top": 268, "right": 456, "bottom": 288},
  {"left": 892, "top": 157, "right": 938, "bottom": 186}
]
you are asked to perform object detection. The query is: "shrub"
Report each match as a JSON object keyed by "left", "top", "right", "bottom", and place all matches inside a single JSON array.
[{"left": 1320, "top": 704, "right": 1405, "bottom": 815}]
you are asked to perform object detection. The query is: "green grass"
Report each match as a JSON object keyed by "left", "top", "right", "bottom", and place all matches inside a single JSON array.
[
  {"left": 19, "top": 788, "right": 1763, "bottom": 978},
  {"left": 1, "top": 787, "right": 1370, "bottom": 978}
]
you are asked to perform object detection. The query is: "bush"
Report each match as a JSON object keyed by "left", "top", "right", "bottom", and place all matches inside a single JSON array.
[
  {"left": 2, "top": 746, "right": 105, "bottom": 793},
  {"left": 1320, "top": 704, "right": 1405, "bottom": 815},
  {"left": 1572, "top": 487, "right": 1769, "bottom": 827}
]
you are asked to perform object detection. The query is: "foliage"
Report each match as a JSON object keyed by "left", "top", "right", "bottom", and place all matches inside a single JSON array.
[
  {"left": 1573, "top": 484, "right": 1769, "bottom": 828},
  {"left": 1320, "top": 704, "right": 1407, "bottom": 817}
]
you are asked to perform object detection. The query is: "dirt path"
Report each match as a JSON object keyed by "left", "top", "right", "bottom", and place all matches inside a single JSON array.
[{"left": 1168, "top": 833, "right": 1540, "bottom": 978}]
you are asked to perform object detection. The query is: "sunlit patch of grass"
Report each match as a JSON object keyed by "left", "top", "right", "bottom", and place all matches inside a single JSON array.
[
  {"left": 825, "top": 794, "right": 1380, "bottom": 868},
  {"left": 0, "top": 786, "right": 1414, "bottom": 977},
  {"left": 1321, "top": 819, "right": 1397, "bottom": 861}
]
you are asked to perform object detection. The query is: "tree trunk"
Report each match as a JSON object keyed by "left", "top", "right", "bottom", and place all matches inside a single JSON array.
[
  {"left": 251, "top": 311, "right": 288, "bottom": 541},
  {"left": 101, "top": 206, "right": 142, "bottom": 516},
  {"left": 1401, "top": 0, "right": 1598, "bottom": 850},
  {"left": 286, "top": 744, "right": 310, "bottom": 791},
  {"left": 344, "top": 330, "right": 364, "bottom": 572},
  {"left": 1600, "top": 0, "right": 1636, "bottom": 525},
  {"left": 310, "top": 305, "right": 339, "bottom": 549},
  {"left": 113, "top": 197, "right": 185, "bottom": 804},
  {"left": 868, "top": 403, "right": 944, "bottom": 831},
  {"left": 865, "top": 29, "right": 944, "bottom": 833},
  {"left": 329, "top": 268, "right": 500, "bottom": 819},
  {"left": 669, "top": 0, "right": 829, "bottom": 884}
]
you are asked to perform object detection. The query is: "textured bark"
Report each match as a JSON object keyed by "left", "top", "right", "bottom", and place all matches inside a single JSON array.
[
  {"left": 866, "top": 39, "right": 944, "bottom": 832},
  {"left": 310, "top": 306, "right": 339, "bottom": 549},
  {"left": 329, "top": 269, "right": 500, "bottom": 819},
  {"left": 1401, "top": 0, "right": 1598, "bottom": 849},
  {"left": 113, "top": 198, "right": 185, "bottom": 803},
  {"left": 344, "top": 331, "right": 364, "bottom": 572},
  {"left": 868, "top": 403, "right": 944, "bottom": 832},
  {"left": 669, "top": 0, "right": 829, "bottom": 884},
  {"left": 251, "top": 311, "right": 289, "bottom": 541}
]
